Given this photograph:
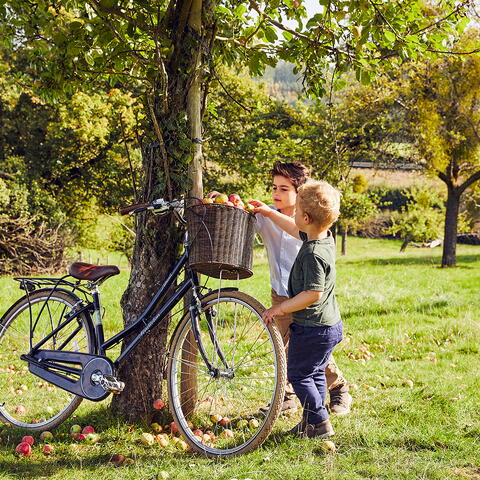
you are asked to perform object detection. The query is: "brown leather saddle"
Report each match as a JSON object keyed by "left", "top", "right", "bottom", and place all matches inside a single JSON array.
[{"left": 69, "top": 262, "right": 120, "bottom": 282}]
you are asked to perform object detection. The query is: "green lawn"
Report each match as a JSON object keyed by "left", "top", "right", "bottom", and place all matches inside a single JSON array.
[{"left": 0, "top": 238, "right": 479, "bottom": 480}]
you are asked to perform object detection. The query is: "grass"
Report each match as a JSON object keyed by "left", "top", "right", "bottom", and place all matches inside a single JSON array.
[{"left": 0, "top": 237, "right": 479, "bottom": 480}]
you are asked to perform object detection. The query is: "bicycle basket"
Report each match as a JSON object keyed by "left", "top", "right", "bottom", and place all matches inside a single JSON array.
[{"left": 185, "top": 203, "right": 256, "bottom": 279}]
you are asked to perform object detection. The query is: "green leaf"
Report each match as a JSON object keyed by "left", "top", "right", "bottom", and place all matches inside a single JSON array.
[
  {"left": 264, "top": 26, "right": 278, "bottom": 43},
  {"left": 234, "top": 5, "right": 247, "bottom": 18},
  {"left": 384, "top": 30, "right": 396, "bottom": 43},
  {"left": 84, "top": 51, "right": 95, "bottom": 66},
  {"left": 282, "top": 31, "right": 293, "bottom": 41}
]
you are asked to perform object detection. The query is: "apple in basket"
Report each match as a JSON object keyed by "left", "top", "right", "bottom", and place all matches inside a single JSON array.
[
  {"left": 229, "top": 194, "right": 245, "bottom": 209},
  {"left": 214, "top": 193, "right": 229, "bottom": 204},
  {"left": 202, "top": 198, "right": 214, "bottom": 204}
]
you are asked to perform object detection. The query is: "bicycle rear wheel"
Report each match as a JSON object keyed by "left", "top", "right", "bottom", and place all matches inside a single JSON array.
[
  {"left": 167, "top": 291, "right": 286, "bottom": 457},
  {"left": 0, "top": 288, "right": 94, "bottom": 431}
]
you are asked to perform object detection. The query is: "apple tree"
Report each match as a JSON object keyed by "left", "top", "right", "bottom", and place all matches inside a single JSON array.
[{"left": 0, "top": 0, "right": 472, "bottom": 419}]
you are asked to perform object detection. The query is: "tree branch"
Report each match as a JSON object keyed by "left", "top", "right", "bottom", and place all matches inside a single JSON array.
[
  {"left": 146, "top": 93, "right": 173, "bottom": 200},
  {"left": 411, "top": 1, "right": 470, "bottom": 36},
  {"left": 459, "top": 169, "right": 480, "bottom": 194}
]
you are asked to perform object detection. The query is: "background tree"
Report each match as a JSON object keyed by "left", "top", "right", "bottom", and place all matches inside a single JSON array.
[
  {"left": 0, "top": 0, "right": 472, "bottom": 420},
  {"left": 337, "top": 174, "right": 378, "bottom": 255},
  {"left": 398, "top": 30, "right": 480, "bottom": 266}
]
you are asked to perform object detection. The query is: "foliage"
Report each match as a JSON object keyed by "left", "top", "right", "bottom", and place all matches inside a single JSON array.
[{"left": 387, "top": 186, "right": 445, "bottom": 250}]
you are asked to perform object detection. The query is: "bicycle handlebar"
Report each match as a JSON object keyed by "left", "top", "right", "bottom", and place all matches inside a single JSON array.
[
  {"left": 119, "top": 198, "right": 185, "bottom": 218},
  {"left": 119, "top": 202, "right": 151, "bottom": 216}
]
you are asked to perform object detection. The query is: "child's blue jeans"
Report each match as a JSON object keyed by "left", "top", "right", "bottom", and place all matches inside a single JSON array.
[{"left": 287, "top": 321, "right": 343, "bottom": 424}]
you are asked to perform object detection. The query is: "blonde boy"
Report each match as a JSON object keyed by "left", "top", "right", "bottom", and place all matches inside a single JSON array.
[{"left": 252, "top": 180, "right": 343, "bottom": 438}]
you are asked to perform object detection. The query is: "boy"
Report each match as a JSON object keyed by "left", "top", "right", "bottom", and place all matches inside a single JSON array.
[
  {"left": 251, "top": 180, "right": 343, "bottom": 438},
  {"left": 252, "top": 162, "right": 352, "bottom": 416}
]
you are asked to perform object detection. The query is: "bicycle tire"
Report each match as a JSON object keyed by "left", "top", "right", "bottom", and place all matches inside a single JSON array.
[
  {"left": 167, "top": 291, "right": 286, "bottom": 457},
  {"left": 0, "top": 288, "right": 94, "bottom": 431}
]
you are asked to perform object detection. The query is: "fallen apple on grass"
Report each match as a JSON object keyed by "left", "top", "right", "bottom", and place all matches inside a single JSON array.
[
  {"left": 153, "top": 398, "right": 165, "bottom": 410},
  {"left": 321, "top": 440, "right": 336, "bottom": 453},
  {"left": 14, "top": 405, "right": 26, "bottom": 415},
  {"left": 40, "top": 431, "right": 53, "bottom": 442},
  {"left": 151, "top": 422, "right": 162, "bottom": 433},
  {"left": 70, "top": 424, "right": 82, "bottom": 434},
  {"left": 139, "top": 433, "right": 155, "bottom": 446},
  {"left": 85, "top": 433, "right": 99, "bottom": 444},
  {"left": 42, "top": 444, "right": 54, "bottom": 455},
  {"left": 15, "top": 442, "right": 32, "bottom": 456},
  {"left": 111, "top": 453, "right": 125, "bottom": 466},
  {"left": 21, "top": 435, "right": 35, "bottom": 446},
  {"left": 222, "top": 429, "right": 234, "bottom": 439},
  {"left": 82, "top": 426, "right": 95, "bottom": 435},
  {"left": 248, "top": 419, "right": 259, "bottom": 429}
]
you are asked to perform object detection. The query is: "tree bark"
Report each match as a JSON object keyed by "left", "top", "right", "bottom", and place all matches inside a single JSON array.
[
  {"left": 110, "top": 0, "right": 215, "bottom": 421},
  {"left": 400, "top": 234, "right": 411, "bottom": 252},
  {"left": 341, "top": 226, "right": 347, "bottom": 256},
  {"left": 441, "top": 185, "right": 460, "bottom": 267}
]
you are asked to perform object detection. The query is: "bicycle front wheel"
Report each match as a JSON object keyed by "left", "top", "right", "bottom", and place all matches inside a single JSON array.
[
  {"left": 167, "top": 291, "right": 286, "bottom": 457},
  {"left": 0, "top": 288, "right": 94, "bottom": 431}
]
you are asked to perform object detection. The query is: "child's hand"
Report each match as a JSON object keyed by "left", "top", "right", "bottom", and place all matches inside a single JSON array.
[
  {"left": 249, "top": 200, "right": 272, "bottom": 217},
  {"left": 262, "top": 304, "right": 285, "bottom": 325},
  {"left": 207, "top": 191, "right": 221, "bottom": 199}
]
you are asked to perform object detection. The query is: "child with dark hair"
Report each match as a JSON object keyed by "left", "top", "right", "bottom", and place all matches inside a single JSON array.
[{"left": 250, "top": 162, "right": 352, "bottom": 416}]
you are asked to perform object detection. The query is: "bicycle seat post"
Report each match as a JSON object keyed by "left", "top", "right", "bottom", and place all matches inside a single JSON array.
[{"left": 87, "top": 282, "right": 105, "bottom": 354}]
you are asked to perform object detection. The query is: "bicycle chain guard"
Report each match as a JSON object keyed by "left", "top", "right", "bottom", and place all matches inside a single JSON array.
[{"left": 26, "top": 350, "right": 115, "bottom": 401}]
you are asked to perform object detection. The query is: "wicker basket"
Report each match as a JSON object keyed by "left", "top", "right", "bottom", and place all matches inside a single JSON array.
[{"left": 185, "top": 203, "right": 256, "bottom": 279}]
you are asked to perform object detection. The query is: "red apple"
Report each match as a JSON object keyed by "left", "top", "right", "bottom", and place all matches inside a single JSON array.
[
  {"left": 42, "top": 444, "right": 54, "bottom": 455},
  {"left": 153, "top": 398, "right": 165, "bottom": 410},
  {"left": 82, "top": 426, "right": 95, "bottom": 435},
  {"left": 15, "top": 442, "right": 31, "bottom": 456},
  {"left": 21, "top": 435, "right": 34, "bottom": 446},
  {"left": 73, "top": 433, "right": 86, "bottom": 442},
  {"left": 111, "top": 453, "right": 125, "bottom": 465},
  {"left": 170, "top": 421, "right": 179, "bottom": 433},
  {"left": 192, "top": 428, "right": 203, "bottom": 437},
  {"left": 14, "top": 405, "right": 26, "bottom": 415},
  {"left": 224, "top": 201, "right": 235, "bottom": 207},
  {"left": 219, "top": 417, "right": 230, "bottom": 427},
  {"left": 229, "top": 194, "right": 241, "bottom": 204},
  {"left": 222, "top": 429, "right": 234, "bottom": 439}
]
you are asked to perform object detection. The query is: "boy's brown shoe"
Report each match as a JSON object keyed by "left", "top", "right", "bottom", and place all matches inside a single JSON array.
[
  {"left": 303, "top": 419, "right": 335, "bottom": 439},
  {"left": 287, "top": 417, "right": 307, "bottom": 435},
  {"left": 329, "top": 385, "right": 352, "bottom": 415}
]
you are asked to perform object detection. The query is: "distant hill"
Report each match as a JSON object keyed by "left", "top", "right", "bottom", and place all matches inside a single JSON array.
[{"left": 258, "top": 60, "right": 302, "bottom": 104}]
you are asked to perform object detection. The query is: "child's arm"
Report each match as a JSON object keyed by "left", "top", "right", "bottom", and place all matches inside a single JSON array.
[
  {"left": 249, "top": 200, "right": 301, "bottom": 239},
  {"left": 262, "top": 290, "right": 323, "bottom": 324}
]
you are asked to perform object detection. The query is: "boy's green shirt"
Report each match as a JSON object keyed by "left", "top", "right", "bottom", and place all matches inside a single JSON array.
[{"left": 287, "top": 231, "right": 341, "bottom": 327}]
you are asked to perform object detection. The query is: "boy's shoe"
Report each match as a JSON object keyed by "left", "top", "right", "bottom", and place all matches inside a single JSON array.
[
  {"left": 260, "top": 396, "right": 297, "bottom": 415},
  {"left": 329, "top": 385, "right": 352, "bottom": 415},
  {"left": 303, "top": 419, "right": 335, "bottom": 439},
  {"left": 287, "top": 418, "right": 307, "bottom": 435}
]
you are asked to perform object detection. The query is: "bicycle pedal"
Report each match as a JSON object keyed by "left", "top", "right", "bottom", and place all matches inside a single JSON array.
[{"left": 91, "top": 373, "right": 125, "bottom": 394}]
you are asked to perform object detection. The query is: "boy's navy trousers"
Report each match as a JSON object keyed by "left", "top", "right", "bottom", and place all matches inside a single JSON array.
[{"left": 287, "top": 321, "right": 343, "bottom": 424}]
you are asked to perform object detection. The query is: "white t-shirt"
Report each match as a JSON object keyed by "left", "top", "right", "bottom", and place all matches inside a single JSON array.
[{"left": 255, "top": 206, "right": 302, "bottom": 298}]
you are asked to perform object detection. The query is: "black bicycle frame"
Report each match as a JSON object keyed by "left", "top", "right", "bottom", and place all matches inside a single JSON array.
[{"left": 28, "top": 248, "right": 228, "bottom": 375}]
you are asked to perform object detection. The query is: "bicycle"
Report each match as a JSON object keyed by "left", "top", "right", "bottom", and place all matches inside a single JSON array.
[{"left": 0, "top": 198, "right": 286, "bottom": 457}]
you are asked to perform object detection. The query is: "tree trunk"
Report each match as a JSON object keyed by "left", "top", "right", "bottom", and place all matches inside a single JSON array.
[
  {"left": 110, "top": 145, "right": 182, "bottom": 421},
  {"left": 400, "top": 234, "right": 411, "bottom": 252},
  {"left": 341, "top": 225, "right": 347, "bottom": 256},
  {"left": 441, "top": 185, "right": 460, "bottom": 267},
  {"left": 111, "top": 0, "right": 215, "bottom": 422}
]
